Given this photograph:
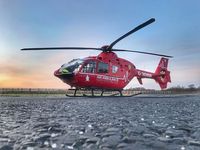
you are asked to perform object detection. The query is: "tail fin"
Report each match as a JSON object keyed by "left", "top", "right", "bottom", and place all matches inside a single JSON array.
[{"left": 154, "top": 57, "right": 171, "bottom": 89}]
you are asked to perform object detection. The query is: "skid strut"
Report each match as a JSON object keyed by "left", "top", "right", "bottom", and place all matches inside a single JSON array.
[{"left": 66, "top": 89, "right": 142, "bottom": 97}]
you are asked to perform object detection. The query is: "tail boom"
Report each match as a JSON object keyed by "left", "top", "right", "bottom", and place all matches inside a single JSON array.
[{"left": 135, "top": 69, "right": 154, "bottom": 85}]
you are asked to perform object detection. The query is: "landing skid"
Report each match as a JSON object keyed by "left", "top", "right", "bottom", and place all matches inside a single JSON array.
[
  {"left": 82, "top": 92, "right": 141, "bottom": 97},
  {"left": 66, "top": 89, "right": 142, "bottom": 97}
]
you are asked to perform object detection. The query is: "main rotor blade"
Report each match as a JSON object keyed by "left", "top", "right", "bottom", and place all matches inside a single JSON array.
[
  {"left": 107, "top": 18, "right": 155, "bottom": 50},
  {"left": 21, "top": 47, "right": 103, "bottom": 51},
  {"left": 112, "top": 48, "right": 173, "bottom": 58}
]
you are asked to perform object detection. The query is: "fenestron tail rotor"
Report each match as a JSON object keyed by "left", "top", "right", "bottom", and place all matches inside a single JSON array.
[{"left": 21, "top": 18, "right": 172, "bottom": 58}]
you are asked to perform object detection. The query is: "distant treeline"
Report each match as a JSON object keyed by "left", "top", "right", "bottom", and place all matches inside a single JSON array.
[
  {"left": 0, "top": 84, "right": 199, "bottom": 95},
  {"left": 166, "top": 85, "right": 200, "bottom": 93},
  {"left": 128, "top": 84, "right": 200, "bottom": 94},
  {"left": 0, "top": 88, "right": 66, "bottom": 94}
]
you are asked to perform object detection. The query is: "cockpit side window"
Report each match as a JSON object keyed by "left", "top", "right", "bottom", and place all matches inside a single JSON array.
[
  {"left": 98, "top": 62, "right": 108, "bottom": 73},
  {"left": 81, "top": 61, "right": 96, "bottom": 73}
]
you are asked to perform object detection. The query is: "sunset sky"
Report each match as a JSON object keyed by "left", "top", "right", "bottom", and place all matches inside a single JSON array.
[{"left": 0, "top": 0, "right": 200, "bottom": 89}]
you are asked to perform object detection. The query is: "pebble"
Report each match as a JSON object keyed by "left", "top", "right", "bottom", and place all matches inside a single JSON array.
[
  {"left": 44, "top": 141, "right": 49, "bottom": 146},
  {"left": 117, "top": 143, "right": 129, "bottom": 148},
  {"left": 121, "top": 136, "right": 135, "bottom": 143},
  {"left": 86, "top": 137, "right": 99, "bottom": 144},
  {"left": 188, "top": 140, "right": 200, "bottom": 146},
  {"left": 165, "top": 129, "right": 185, "bottom": 138},
  {"left": 51, "top": 133, "right": 58, "bottom": 137},
  {"left": 192, "top": 129, "right": 200, "bottom": 140},
  {"left": 102, "top": 135, "right": 121, "bottom": 147},
  {"left": 0, "top": 138, "right": 10, "bottom": 142},
  {"left": 102, "top": 132, "right": 116, "bottom": 137},
  {"left": 27, "top": 147, "right": 34, "bottom": 150},
  {"left": 51, "top": 143, "right": 57, "bottom": 148},
  {"left": 119, "top": 143, "right": 147, "bottom": 150},
  {"left": 33, "top": 133, "right": 51, "bottom": 142},
  {"left": 172, "top": 137, "right": 187, "bottom": 144},
  {"left": 157, "top": 137, "right": 172, "bottom": 143},
  {"left": 180, "top": 146, "right": 185, "bottom": 150},
  {"left": 149, "top": 140, "right": 168, "bottom": 149},
  {"left": 0, "top": 145, "right": 13, "bottom": 150},
  {"left": 67, "top": 145, "right": 73, "bottom": 149},
  {"left": 72, "top": 140, "right": 85, "bottom": 148},
  {"left": 22, "top": 141, "right": 36, "bottom": 147},
  {"left": 106, "top": 127, "right": 120, "bottom": 133},
  {"left": 88, "top": 124, "right": 93, "bottom": 128},
  {"left": 79, "top": 135, "right": 90, "bottom": 140},
  {"left": 63, "top": 135, "right": 77, "bottom": 145},
  {"left": 143, "top": 133, "right": 157, "bottom": 138},
  {"left": 79, "top": 131, "right": 84, "bottom": 135},
  {"left": 86, "top": 143, "right": 98, "bottom": 149},
  {"left": 165, "top": 135, "right": 170, "bottom": 138}
]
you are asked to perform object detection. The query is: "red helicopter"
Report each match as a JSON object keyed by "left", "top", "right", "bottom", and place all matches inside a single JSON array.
[{"left": 21, "top": 18, "right": 172, "bottom": 97}]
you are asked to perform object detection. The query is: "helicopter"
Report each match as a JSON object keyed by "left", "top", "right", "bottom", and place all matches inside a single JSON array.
[{"left": 21, "top": 18, "right": 172, "bottom": 97}]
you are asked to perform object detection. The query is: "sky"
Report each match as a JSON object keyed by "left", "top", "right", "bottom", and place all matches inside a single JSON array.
[{"left": 0, "top": 0, "right": 200, "bottom": 89}]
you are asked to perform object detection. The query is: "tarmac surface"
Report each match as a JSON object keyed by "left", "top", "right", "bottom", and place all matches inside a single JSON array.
[{"left": 0, "top": 95, "right": 200, "bottom": 150}]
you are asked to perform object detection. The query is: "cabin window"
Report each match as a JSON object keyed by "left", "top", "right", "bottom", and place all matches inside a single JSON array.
[
  {"left": 81, "top": 61, "right": 96, "bottom": 73},
  {"left": 98, "top": 62, "right": 108, "bottom": 73},
  {"left": 112, "top": 65, "right": 118, "bottom": 73}
]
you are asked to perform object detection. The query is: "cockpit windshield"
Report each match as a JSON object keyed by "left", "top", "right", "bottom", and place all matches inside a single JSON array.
[{"left": 60, "top": 59, "right": 83, "bottom": 73}]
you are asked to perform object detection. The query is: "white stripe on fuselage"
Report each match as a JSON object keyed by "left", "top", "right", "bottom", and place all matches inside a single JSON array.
[{"left": 78, "top": 72, "right": 126, "bottom": 82}]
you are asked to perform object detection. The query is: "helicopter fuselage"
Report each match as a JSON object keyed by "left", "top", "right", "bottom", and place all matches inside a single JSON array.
[{"left": 54, "top": 52, "right": 136, "bottom": 90}]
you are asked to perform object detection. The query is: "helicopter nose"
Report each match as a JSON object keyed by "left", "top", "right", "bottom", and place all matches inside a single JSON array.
[
  {"left": 54, "top": 69, "right": 74, "bottom": 79},
  {"left": 54, "top": 69, "right": 60, "bottom": 77}
]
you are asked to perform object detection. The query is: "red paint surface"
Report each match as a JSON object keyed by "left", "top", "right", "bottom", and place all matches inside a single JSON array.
[{"left": 54, "top": 52, "right": 171, "bottom": 90}]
